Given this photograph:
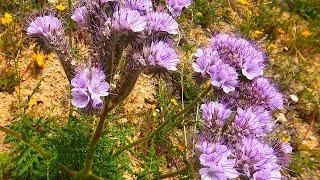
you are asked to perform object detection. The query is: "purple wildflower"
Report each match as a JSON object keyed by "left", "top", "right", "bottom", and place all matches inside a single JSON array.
[
  {"left": 236, "top": 137, "right": 281, "bottom": 179},
  {"left": 273, "top": 140, "right": 292, "bottom": 167},
  {"left": 71, "top": 67, "right": 110, "bottom": 109},
  {"left": 192, "top": 48, "right": 220, "bottom": 76},
  {"left": 252, "top": 78, "right": 284, "bottom": 111},
  {"left": 144, "top": 41, "right": 179, "bottom": 71},
  {"left": 124, "top": 0, "right": 153, "bottom": 12},
  {"left": 71, "top": 6, "right": 88, "bottom": 26},
  {"left": 233, "top": 107, "right": 267, "bottom": 135},
  {"left": 197, "top": 141, "right": 214, "bottom": 155},
  {"left": 112, "top": 8, "right": 147, "bottom": 32},
  {"left": 211, "top": 34, "right": 265, "bottom": 80},
  {"left": 146, "top": 11, "right": 179, "bottom": 35},
  {"left": 200, "top": 101, "right": 231, "bottom": 127},
  {"left": 199, "top": 142, "right": 239, "bottom": 180},
  {"left": 27, "top": 15, "right": 62, "bottom": 37},
  {"left": 208, "top": 62, "right": 238, "bottom": 93},
  {"left": 166, "top": 0, "right": 192, "bottom": 17}
]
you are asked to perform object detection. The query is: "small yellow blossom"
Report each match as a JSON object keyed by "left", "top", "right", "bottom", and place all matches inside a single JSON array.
[
  {"left": 56, "top": 4, "right": 66, "bottom": 11},
  {"left": 195, "top": 12, "right": 203, "bottom": 17},
  {"left": 251, "top": 30, "right": 264, "bottom": 38},
  {"left": 152, "top": 110, "right": 158, "bottom": 117},
  {"left": 1, "top": 12, "right": 13, "bottom": 25},
  {"left": 276, "top": 28, "right": 285, "bottom": 34},
  {"left": 150, "top": 104, "right": 156, "bottom": 110},
  {"left": 268, "top": 43, "right": 278, "bottom": 50},
  {"left": 28, "top": 97, "right": 37, "bottom": 107},
  {"left": 281, "top": 136, "right": 291, "bottom": 143},
  {"left": 32, "top": 52, "right": 48, "bottom": 68},
  {"left": 170, "top": 98, "right": 178, "bottom": 106},
  {"left": 301, "top": 30, "right": 312, "bottom": 37},
  {"left": 237, "top": 0, "right": 251, "bottom": 5}
]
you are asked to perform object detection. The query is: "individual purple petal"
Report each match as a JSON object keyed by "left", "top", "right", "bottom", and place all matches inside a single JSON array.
[
  {"left": 112, "top": 8, "right": 147, "bottom": 32},
  {"left": 71, "top": 68, "right": 89, "bottom": 89},
  {"left": 166, "top": 0, "right": 192, "bottom": 17},
  {"left": 200, "top": 101, "right": 231, "bottom": 127},
  {"left": 91, "top": 96, "right": 103, "bottom": 109},
  {"left": 146, "top": 11, "right": 178, "bottom": 35},
  {"left": 208, "top": 62, "right": 238, "bottom": 93},
  {"left": 145, "top": 41, "right": 179, "bottom": 71},
  {"left": 71, "top": 89, "right": 90, "bottom": 108},
  {"left": 71, "top": 6, "right": 88, "bottom": 26},
  {"left": 124, "top": 0, "right": 153, "bottom": 12},
  {"left": 197, "top": 141, "right": 214, "bottom": 155}
]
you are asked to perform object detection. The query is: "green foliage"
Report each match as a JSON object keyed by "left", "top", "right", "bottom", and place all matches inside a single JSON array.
[
  {"left": 136, "top": 145, "right": 165, "bottom": 179},
  {"left": 0, "top": 152, "right": 12, "bottom": 179},
  {"left": 290, "top": 151, "right": 320, "bottom": 176},
  {"left": 3, "top": 114, "right": 133, "bottom": 179}
]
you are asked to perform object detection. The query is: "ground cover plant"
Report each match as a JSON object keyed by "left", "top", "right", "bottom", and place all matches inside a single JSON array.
[{"left": 0, "top": 0, "right": 319, "bottom": 179}]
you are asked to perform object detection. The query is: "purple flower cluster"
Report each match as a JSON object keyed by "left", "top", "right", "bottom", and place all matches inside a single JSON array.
[
  {"left": 71, "top": 6, "right": 88, "bottom": 26},
  {"left": 198, "top": 142, "right": 239, "bottom": 180},
  {"left": 71, "top": 67, "right": 110, "bottom": 109},
  {"left": 195, "top": 34, "right": 291, "bottom": 179},
  {"left": 27, "top": 15, "right": 63, "bottom": 37},
  {"left": 166, "top": 0, "right": 192, "bottom": 17},
  {"left": 193, "top": 34, "right": 267, "bottom": 93}
]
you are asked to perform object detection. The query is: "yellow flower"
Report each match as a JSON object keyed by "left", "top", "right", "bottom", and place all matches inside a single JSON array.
[
  {"left": 1, "top": 12, "right": 13, "bottom": 25},
  {"left": 268, "top": 43, "right": 277, "bottom": 50},
  {"left": 301, "top": 30, "right": 312, "bottom": 37},
  {"left": 56, "top": 4, "right": 66, "bottom": 11},
  {"left": 237, "top": 0, "right": 251, "bottom": 5},
  {"left": 170, "top": 98, "right": 178, "bottom": 106},
  {"left": 28, "top": 97, "right": 37, "bottom": 107},
  {"left": 152, "top": 110, "right": 157, "bottom": 117},
  {"left": 195, "top": 12, "right": 203, "bottom": 17},
  {"left": 251, "top": 30, "right": 264, "bottom": 38},
  {"left": 32, "top": 52, "right": 48, "bottom": 68}
]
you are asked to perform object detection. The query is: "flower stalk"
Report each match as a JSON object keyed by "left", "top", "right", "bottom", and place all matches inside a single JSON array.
[{"left": 113, "top": 84, "right": 212, "bottom": 157}]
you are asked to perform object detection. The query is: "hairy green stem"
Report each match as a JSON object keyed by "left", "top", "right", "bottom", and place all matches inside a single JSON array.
[{"left": 113, "top": 85, "right": 212, "bottom": 156}]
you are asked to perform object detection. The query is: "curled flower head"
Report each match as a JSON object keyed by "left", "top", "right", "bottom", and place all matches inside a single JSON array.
[
  {"left": 27, "top": 15, "right": 63, "bottom": 37},
  {"left": 112, "top": 8, "right": 147, "bottom": 32},
  {"left": 252, "top": 77, "right": 284, "bottom": 111},
  {"left": 71, "top": 67, "right": 110, "bottom": 109},
  {"left": 199, "top": 142, "right": 239, "bottom": 180},
  {"left": 124, "top": 0, "right": 153, "bottom": 12},
  {"left": 208, "top": 62, "right": 238, "bottom": 93},
  {"left": 200, "top": 101, "right": 231, "bottom": 127},
  {"left": 144, "top": 41, "right": 179, "bottom": 71},
  {"left": 236, "top": 137, "right": 281, "bottom": 179},
  {"left": 211, "top": 34, "right": 266, "bottom": 80},
  {"left": 146, "top": 11, "right": 178, "bottom": 35},
  {"left": 166, "top": 0, "right": 192, "bottom": 17},
  {"left": 192, "top": 48, "right": 220, "bottom": 76},
  {"left": 71, "top": 6, "right": 88, "bottom": 26}
]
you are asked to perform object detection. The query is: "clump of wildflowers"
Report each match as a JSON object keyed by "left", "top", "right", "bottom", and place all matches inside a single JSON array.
[{"left": 193, "top": 34, "right": 291, "bottom": 179}]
